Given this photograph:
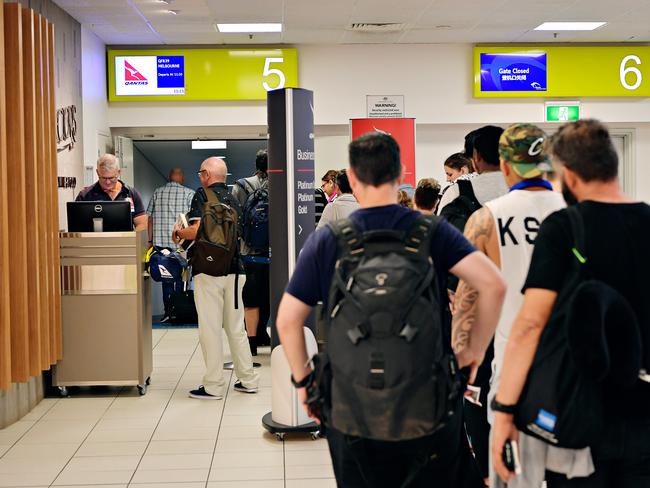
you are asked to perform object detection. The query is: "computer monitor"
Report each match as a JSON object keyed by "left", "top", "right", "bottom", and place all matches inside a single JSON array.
[{"left": 67, "top": 201, "right": 133, "bottom": 232}]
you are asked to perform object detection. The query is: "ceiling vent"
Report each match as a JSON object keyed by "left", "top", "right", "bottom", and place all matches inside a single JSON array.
[{"left": 347, "top": 23, "right": 407, "bottom": 33}]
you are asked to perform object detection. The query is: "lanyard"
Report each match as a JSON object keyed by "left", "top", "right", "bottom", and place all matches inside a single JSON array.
[{"left": 509, "top": 178, "right": 553, "bottom": 192}]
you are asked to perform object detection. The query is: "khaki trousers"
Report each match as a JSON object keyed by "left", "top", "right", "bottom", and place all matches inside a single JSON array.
[{"left": 194, "top": 273, "right": 259, "bottom": 396}]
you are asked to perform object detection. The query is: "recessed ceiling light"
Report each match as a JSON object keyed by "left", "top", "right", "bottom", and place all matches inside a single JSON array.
[
  {"left": 216, "top": 23, "right": 282, "bottom": 33},
  {"left": 192, "top": 140, "right": 227, "bottom": 150},
  {"left": 534, "top": 22, "right": 606, "bottom": 31}
]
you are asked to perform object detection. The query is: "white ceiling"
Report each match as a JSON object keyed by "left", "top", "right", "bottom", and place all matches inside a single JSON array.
[{"left": 53, "top": 0, "right": 650, "bottom": 45}]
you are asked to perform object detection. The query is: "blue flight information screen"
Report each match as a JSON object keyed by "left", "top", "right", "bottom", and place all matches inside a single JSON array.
[
  {"left": 480, "top": 52, "right": 547, "bottom": 92},
  {"left": 156, "top": 56, "right": 184, "bottom": 89}
]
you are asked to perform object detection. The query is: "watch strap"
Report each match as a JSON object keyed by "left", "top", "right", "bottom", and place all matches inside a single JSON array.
[
  {"left": 291, "top": 371, "right": 313, "bottom": 388},
  {"left": 490, "top": 397, "right": 516, "bottom": 415}
]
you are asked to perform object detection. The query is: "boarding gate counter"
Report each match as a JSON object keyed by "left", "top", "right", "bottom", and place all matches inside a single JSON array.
[{"left": 53, "top": 230, "right": 153, "bottom": 396}]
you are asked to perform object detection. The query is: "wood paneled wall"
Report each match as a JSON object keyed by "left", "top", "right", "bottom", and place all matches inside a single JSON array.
[
  {"left": 0, "top": 4, "right": 12, "bottom": 391},
  {"left": 0, "top": 3, "right": 61, "bottom": 391}
]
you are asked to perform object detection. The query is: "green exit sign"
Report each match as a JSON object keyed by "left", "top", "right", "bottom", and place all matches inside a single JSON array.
[{"left": 545, "top": 102, "right": 581, "bottom": 122}]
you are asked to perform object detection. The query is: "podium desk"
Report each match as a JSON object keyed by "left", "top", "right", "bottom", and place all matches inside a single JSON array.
[{"left": 54, "top": 230, "right": 152, "bottom": 395}]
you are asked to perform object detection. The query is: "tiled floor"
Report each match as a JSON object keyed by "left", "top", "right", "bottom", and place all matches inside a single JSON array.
[{"left": 0, "top": 329, "right": 335, "bottom": 488}]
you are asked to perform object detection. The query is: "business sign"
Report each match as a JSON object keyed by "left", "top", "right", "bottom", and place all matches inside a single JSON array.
[
  {"left": 480, "top": 53, "right": 547, "bottom": 92},
  {"left": 350, "top": 118, "right": 416, "bottom": 186},
  {"left": 367, "top": 95, "right": 405, "bottom": 118},
  {"left": 545, "top": 101, "right": 581, "bottom": 122},
  {"left": 115, "top": 56, "right": 185, "bottom": 96},
  {"left": 474, "top": 46, "right": 650, "bottom": 98},
  {"left": 108, "top": 48, "right": 298, "bottom": 102},
  {"left": 268, "top": 88, "right": 315, "bottom": 345}
]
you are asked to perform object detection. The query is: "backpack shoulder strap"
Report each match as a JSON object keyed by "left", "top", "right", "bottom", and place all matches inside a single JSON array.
[
  {"left": 457, "top": 179, "right": 479, "bottom": 203},
  {"left": 258, "top": 176, "right": 269, "bottom": 191},
  {"left": 327, "top": 218, "right": 364, "bottom": 258},
  {"left": 566, "top": 206, "right": 589, "bottom": 271},
  {"left": 405, "top": 215, "right": 440, "bottom": 258},
  {"left": 205, "top": 187, "right": 219, "bottom": 204}
]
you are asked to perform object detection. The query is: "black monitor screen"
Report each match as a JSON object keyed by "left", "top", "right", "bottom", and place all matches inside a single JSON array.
[{"left": 67, "top": 201, "right": 133, "bottom": 232}]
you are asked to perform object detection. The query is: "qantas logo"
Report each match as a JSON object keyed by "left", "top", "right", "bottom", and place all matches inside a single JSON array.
[{"left": 124, "top": 61, "right": 148, "bottom": 85}]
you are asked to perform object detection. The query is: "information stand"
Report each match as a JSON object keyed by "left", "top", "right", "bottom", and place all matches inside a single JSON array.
[{"left": 263, "top": 88, "right": 319, "bottom": 439}]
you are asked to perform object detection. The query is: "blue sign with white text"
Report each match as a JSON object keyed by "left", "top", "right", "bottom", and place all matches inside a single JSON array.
[
  {"left": 480, "top": 53, "right": 547, "bottom": 92},
  {"left": 156, "top": 56, "right": 184, "bottom": 89}
]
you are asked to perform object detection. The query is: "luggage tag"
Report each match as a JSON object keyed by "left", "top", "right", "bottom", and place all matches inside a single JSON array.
[{"left": 465, "top": 385, "right": 482, "bottom": 407}]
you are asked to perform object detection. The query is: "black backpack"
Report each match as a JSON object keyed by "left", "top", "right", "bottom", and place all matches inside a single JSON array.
[
  {"left": 314, "top": 215, "right": 461, "bottom": 441},
  {"left": 439, "top": 179, "right": 482, "bottom": 233},
  {"left": 514, "top": 206, "right": 642, "bottom": 448},
  {"left": 237, "top": 178, "right": 269, "bottom": 254},
  {"left": 190, "top": 188, "right": 239, "bottom": 277}
]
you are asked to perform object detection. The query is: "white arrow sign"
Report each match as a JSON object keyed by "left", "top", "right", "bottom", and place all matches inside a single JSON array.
[{"left": 298, "top": 224, "right": 303, "bottom": 236}]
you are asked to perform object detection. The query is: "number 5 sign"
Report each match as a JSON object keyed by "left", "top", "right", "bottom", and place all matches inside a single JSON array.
[
  {"left": 108, "top": 48, "right": 298, "bottom": 102},
  {"left": 263, "top": 58, "right": 286, "bottom": 91},
  {"left": 475, "top": 46, "right": 650, "bottom": 98}
]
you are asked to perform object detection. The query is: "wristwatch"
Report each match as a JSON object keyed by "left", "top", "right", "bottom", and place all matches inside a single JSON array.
[
  {"left": 291, "top": 371, "right": 313, "bottom": 388},
  {"left": 490, "top": 397, "right": 516, "bottom": 415}
]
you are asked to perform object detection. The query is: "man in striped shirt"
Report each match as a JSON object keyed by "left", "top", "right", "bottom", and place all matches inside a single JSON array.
[{"left": 147, "top": 168, "right": 195, "bottom": 321}]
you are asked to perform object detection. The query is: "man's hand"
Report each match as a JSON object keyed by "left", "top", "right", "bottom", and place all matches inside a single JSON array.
[
  {"left": 491, "top": 411, "right": 520, "bottom": 483},
  {"left": 171, "top": 224, "right": 180, "bottom": 244},
  {"left": 297, "top": 386, "right": 320, "bottom": 425},
  {"left": 456, "top": 347, "right": 484, "bottom": 385}
]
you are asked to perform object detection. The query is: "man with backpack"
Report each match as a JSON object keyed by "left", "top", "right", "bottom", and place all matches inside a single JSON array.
[
  {"left": 232, "top": 150, "right": 271, "bottom": 356},
  {"left": 452, "top": 124, "right": 569, "bottom": 487},
  {"left": 438, "top": 125, "right": 508, "bottom": 231},
  {"left": 276, "top": 132, "right": 506, "bottom": 487},
  {"left": 491, "top": 120, "right": 650, "bottom": 487},
  {"left": 438, "top": 125, "right": 507, "bottom": 482},
  {"left": 172, "top": 157, "right": 259, "bottom": 399}
]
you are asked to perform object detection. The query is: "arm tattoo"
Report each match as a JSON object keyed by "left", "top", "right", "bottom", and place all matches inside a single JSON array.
[
  {"left": 452, "top": 282, "right": 479, "bottom": 353},
  {"left": 451, "top": 208, "right": 496, "bottom": 352},
  {"left": 466, "top": 208, "right": 494, "bottom": 248}
]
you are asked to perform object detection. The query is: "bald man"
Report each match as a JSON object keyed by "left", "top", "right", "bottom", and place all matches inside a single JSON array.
[{"left": 173, "top": 157, "right": 259, "bottom": 399}]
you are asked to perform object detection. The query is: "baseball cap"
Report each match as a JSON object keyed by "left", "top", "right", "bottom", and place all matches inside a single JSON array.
[{"left": 498, "top": 123, "right": 553, "bottom": 178}]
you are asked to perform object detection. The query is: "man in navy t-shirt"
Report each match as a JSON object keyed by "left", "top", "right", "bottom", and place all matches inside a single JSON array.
[{"left": 277, "top": 132, "right": 506, "bottom": 487}]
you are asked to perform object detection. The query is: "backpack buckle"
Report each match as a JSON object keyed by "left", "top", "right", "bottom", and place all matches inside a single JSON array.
[
  {"left": 347, "top": 323, "right": 368, "bottom": 345},
  {"left": 341, "top": 226, "right": 364, "bottom": 255},
  {"left": 369, "top": 353, "right": 385, "bottom": 389},
  {"left": 399, "top": 323, "right": 419, "bottom": 342}
]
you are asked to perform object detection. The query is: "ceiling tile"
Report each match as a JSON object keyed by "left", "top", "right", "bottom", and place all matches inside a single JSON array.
[
  {"left": 282, "top": 28, "right": 345, "bottom": 44},
  {"left": 340, "top": 30, "right": 405, "bottom": 44},
  {"left": 205, "top": 0, "right": 283, "bottom": 22},
  {"left": 283, "top": 0, "right": 355, "bottom": 27}
]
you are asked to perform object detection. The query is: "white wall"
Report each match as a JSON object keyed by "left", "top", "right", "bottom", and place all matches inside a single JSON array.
[
  {"left": 107, "top": 43, "right": 650, "bottom": 201},
  {"left": 81, "top": 27, "right": 109, "bottom": 174}
]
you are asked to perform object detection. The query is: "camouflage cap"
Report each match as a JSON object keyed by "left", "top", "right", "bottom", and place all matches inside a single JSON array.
[{"left": 499, "top": 123, "right": 553, "bottom": 178}]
